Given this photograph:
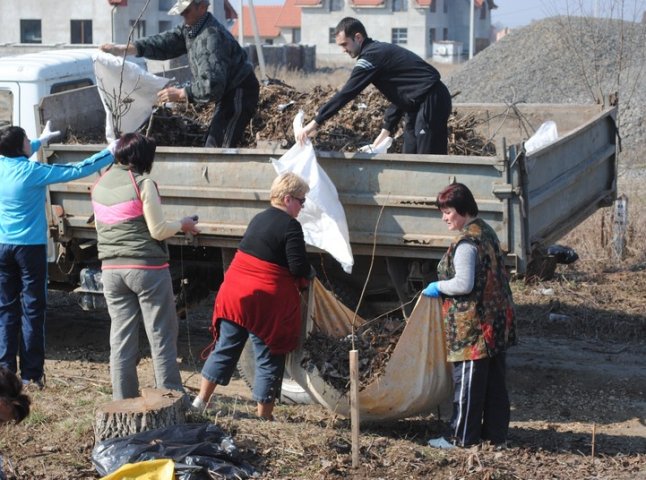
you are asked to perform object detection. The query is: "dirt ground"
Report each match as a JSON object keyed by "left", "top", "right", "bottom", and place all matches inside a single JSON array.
[{"left": 0, "top": 261, "right": 644, "bottom": 479}]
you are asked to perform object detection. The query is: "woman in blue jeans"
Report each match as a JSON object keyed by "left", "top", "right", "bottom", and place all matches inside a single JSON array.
[
  {"left": 192, "top": 172, "right": 313, "bottom": 420},
  {"left": 0, "top": 123, "right": 115, "bottom": 388}
]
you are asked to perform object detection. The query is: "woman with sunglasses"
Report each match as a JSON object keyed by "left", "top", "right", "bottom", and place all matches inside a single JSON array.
[{"left": 192, "top": 172, "right": 313, "bottom": 420}]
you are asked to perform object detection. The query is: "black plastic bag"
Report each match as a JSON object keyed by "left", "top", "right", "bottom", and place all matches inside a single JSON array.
[
  {"left": 546, "top": 244, "right": 579, "bottom": 264},
  {"left": 92, "top": 423, "right": 256, "bottom": 479}
]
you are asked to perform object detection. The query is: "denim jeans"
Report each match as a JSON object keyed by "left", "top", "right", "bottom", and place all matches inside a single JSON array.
[
  {"left": 202, "top": 319, "right": 285, "bottom": 404},
  {"left": 0, "top": 244, "right": 47, "bottom": 383}
]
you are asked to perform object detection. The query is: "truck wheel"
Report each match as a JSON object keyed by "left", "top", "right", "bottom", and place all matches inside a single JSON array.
[{"left": 237, "top": 342, "right": 313, "bottom": 405}]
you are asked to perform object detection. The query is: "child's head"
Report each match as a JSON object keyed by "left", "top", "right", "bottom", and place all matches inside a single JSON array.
[{"left": 0, "top": 368, "right": 31, "bottom": 424}]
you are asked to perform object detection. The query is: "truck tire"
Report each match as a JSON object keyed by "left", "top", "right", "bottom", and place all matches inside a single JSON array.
[{"left": 237, "top": 342, "right": 313, "bottom": 405}]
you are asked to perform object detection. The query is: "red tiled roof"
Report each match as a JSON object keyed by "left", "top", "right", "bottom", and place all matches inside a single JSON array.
[
  {"left": 351, "top": 0, "right": 385, "bottom": 6},
  {"left": 276, "top": 0, "right": 302, "bottom": 28},
  {"left": 293, "top": 0, "right": 322, "bottom": 6},
  {"left": 231, "top": 5, "right": 282, "bottom": 37}
]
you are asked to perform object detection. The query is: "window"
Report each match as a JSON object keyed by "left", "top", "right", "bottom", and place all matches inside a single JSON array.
[
  {"left": 429, "top": 28, "right": 436, "bottom": 44},
  {"left": 0, "top": 90, "right": 13, "bottom": 129},
  {"left": 71, "top": 20, "right": 93, "bottom": 44},
  {"left": 480, "top": 3, "right": 487, "bottom": 19},
  {"left": 130, "top": 20, "right": 146, "bottom": 39},
  {"left": 158, "top": 20, "right": 172, "bottom": 33},
  {"left": 391, "top": 28, "right": 407, "bottom": 45},
  {"left": 392, "top": 0, "right": 407, "bottom": 12},
  {"left": 159, "top": 0, "right": 174, "bottom": 10},
  {"left": 329, "top": 0, "right": 343, "bottom": 11},
  {"left": 443, "top": 0, "right": 448, "bottom": 13},
  {"left": 292, "top": 28, "right": 301, "bottom": 44},
  {"left": 393, "top": 0, "right": 406, "bottom": 11},
  {"left": 430, "top": 0, "right": 436, "bottom": 12},
  {"left": 265, "top": 39, "right": 274, "bottom": 45},
  {"left": 20, "top": 19, "right": 41, "bottom": 43},
  {"left": 51, "top": 79, "right": 94, "bottom": 94},
  {"left": 443, "top": 27, "right": 448, "bottom": 40},
  {"left": 329, "top": 27, "right": 336, "bottom": 44}
]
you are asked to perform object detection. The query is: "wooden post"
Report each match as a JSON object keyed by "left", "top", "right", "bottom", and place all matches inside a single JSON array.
[
  {"left": 349, "top": 349, "right": 360, "bottom": 468},
  {"left": 611, "top": 194, "right": 628, "bottom": 260},
  {"left": 591, "top": 422, "right": 596, "bottom": 461}
]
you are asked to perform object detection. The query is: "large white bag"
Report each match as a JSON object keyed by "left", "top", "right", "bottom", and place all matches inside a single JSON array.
[
  {"left": 525, "top": 120, "right": 558, "bottom": 154},
  {"left": 92, "top": 51, "right": 169, "bottom": 141},
  {"left": 271, "top": 112, "right": 354, "bottom": 273}
]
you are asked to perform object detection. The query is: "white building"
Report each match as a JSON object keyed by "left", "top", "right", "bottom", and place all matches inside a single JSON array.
[
  {"left": 0, "top": 0, "right": 228, "bottom": 48},
  {"left": 295, "top": 0, "right": 495, "bottom": 62}
]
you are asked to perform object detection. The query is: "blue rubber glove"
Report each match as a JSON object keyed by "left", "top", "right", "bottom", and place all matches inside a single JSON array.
[{"left": 422, "top": 282, "right": 441, "bottom": 298}]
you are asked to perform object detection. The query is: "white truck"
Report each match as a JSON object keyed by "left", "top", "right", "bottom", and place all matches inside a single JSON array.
[
  {"left": 0, "top": 49, "right": 146, "bottom": 141},
  {"left": 37, "top": 87, "right": 618, "bottom": 306}
]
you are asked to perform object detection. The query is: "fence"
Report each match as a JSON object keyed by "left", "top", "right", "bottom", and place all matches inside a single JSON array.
[{"left": 244, "top": 44, "right": 316, "bottom": 73}]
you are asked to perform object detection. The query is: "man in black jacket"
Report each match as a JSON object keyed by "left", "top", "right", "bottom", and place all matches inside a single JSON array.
[
  {"left": 297, "top": 17, "right": 451, "bottom": 155},
  {"left": 101, "top": 0, "right": 259, "bottom": 148}
]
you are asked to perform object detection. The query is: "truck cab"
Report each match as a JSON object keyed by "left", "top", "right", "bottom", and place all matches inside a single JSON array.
[{"left": 0, "top": 48, "right": 145, "bottom": 141}]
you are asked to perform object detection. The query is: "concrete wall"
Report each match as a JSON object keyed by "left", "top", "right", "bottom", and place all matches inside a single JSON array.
[
  {"left": 300, "top": 0, "right": 492, "bottom": 63},
  {"left": 0, "top": 0, "right": 225, "bottom": 46}
]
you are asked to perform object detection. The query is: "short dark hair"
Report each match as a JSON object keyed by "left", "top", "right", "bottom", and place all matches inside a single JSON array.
[
  {"left": 436, "top": 183, "right": 479, "bottom": 217},
  {"left": 334, "top": 17, "right": 368, "bottom": 39},
  {"left": 0, "top": 367, "right": 31, "bottom": 424},
  {"left": 114, "top": 133, "right": 156, "bottom": 174},
  {"left": 0, "top": 126, "right": 27, "bottom": 158}
]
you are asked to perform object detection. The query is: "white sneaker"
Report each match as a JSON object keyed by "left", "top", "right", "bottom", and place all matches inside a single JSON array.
[
  {"left": 189, "top": 396, "right": 207, "bottom": 413},
  {"left": 427, "top": 437, "right": 456, "bottom": 449}
]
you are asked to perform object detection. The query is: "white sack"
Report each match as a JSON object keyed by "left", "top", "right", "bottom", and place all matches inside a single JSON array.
[
  {"left": 525, "top": 120, "right": 558, "bottom": 154},
  {"left": 271, "top": 111, "right": 354, "bottom": 273},
  {"left": 92, "top": 51, "right": 169, "bottom": 142}
]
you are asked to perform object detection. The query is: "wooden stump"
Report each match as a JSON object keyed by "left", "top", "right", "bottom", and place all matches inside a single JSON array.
[{"left": 94, "top": 388, "right": 186, "bottom": 443}]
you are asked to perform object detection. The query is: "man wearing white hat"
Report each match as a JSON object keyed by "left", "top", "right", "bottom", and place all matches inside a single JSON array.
[{"left": 101, "top": 0, "right": 259, "bottom": 148}]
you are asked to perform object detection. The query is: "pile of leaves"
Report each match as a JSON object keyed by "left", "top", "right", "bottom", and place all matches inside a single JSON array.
[
  {"left": 300, "top": 316, "right": 405, "bottom": 392},
  {"left": 70, "top": 82, "right": 496, "bottom": 155}
]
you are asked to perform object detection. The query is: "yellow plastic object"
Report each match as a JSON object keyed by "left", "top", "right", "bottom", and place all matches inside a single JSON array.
[
  {"left": 287, "top": 278, "right": 452, "bottom": 422},
  {"left": 100, "top": 458, "right": 174, "bottom": 480}
]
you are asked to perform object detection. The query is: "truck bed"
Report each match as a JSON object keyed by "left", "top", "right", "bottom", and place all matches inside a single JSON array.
[{"left": 39, "top": 89, "right": 617, "bottom": 275}]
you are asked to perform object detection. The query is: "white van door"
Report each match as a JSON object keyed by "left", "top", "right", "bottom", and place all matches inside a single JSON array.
[{"left": 0, "top": 83, "right": 19, "bottom": 129}]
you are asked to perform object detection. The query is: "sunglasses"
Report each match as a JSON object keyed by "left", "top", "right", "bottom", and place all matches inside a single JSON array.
[{"left": 291, "top": 195, "right": 306, "bottom": 206}]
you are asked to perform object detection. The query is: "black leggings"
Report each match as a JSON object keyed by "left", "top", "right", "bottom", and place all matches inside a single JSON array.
[
  {"left": 205, "top": 73, "right": 260, "bottom": 148},
  {"left": 403, "top": 81, "right": 452, "bottom": 155}
]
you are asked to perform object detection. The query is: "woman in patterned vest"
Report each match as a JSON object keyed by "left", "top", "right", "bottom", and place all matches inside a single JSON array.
[
  {"left": 91, "top": 133, "right": 199, "bottom": 400},
  {"left": 423, "top": 182, "right": 516, "bottom": 448}
]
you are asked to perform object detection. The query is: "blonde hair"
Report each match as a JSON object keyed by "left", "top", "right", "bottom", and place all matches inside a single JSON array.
[{"left": 270, "top": 172, "right": 310, "bottom": 207}]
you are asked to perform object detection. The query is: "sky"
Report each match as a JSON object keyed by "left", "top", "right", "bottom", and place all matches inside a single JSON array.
[
  {"left": 491, "top": 0, "right": 646, "bottom": 28},
  {"left": 247, "top": 0, "right": 646, "bottom": 28}
]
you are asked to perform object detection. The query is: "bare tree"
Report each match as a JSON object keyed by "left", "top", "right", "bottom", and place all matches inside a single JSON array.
[{"left": 98, "top": 0, "right": 153, "bottom": 137}]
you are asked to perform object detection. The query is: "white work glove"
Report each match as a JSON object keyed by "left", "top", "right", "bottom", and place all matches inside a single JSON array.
[
  {"left": 358, "top": 137, "right": 392, "bottom": 154},
  {"left": 107, "top": 139, "right": 119, "bottom": 156},
  {"left": 38, "top": 121, "right": 61, "bottom": 146}
]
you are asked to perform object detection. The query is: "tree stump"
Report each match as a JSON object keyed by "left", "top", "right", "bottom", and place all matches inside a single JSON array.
[{"left": 94, "top": 388, "right": 186, "bottom": 443}]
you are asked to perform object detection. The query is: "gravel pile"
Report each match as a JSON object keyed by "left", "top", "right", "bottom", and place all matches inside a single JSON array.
[{"left": 446, "top": 16, "right": 646, "bottom": 163}]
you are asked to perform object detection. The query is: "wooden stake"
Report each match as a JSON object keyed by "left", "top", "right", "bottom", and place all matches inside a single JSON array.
[
  {"left": 591, "top": 422, "right": 596, "bottom": 461},
  {"left": 349, "top": 349, "right": 360, "bottom": 468}
]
